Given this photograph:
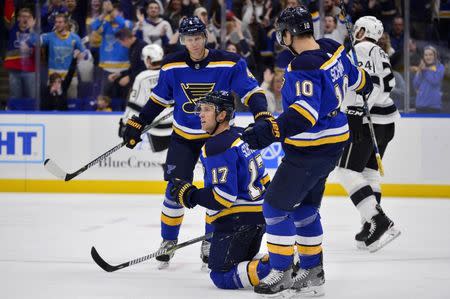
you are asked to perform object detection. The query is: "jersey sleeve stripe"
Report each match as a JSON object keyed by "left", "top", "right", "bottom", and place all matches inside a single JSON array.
[
  {"left": 354, "top": 67, "right": 367, "bottom": 92},
  {"left": 320, "top": 45, "right": 345, "bottom": 70},
  {"left": 260, "top": 174, "right": 270, "bottom": 186},
  {"left": 349, "top": 67, "right": 362, "bottom": 90},
  {"left": 290, "top": 104, "right": 317, "bottom": 126},
  {"left": 149, "top": 92, "right": 174, "bottom": 107},
  {"left": 213, "top": 186, "right": 236, "bottom": 202},
  {"left": 242, "top": 87, "right": 265, "bottom": 106}
]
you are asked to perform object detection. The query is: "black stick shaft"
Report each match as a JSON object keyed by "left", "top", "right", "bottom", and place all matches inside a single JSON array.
[
  {"left": 91, "top": 233, "right": 213, "bottom": 272},
  {"left": 64, "top": 111, "right": 173, "bottom": 181}
]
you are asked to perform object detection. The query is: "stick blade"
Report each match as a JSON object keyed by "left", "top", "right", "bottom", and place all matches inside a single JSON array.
[
  {"left": 91, "top": 246, "right": 118, "bottom": 272},
  {"left": 44, "top": 159, "right": 68, "bottom": 180}
]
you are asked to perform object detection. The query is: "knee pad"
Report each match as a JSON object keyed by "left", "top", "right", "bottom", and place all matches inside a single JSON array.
[
  {"left": 293, "top": 205, "right": 320, "bottom": 228},
  {"left": 362, "top": 167, "right": 381, "bottom": 193},
  {"left": 210, "top": 269, "right": 240, "bottom": 289},
  {"left": 335, "top": 167, "right": 367, "bottom": 195}
]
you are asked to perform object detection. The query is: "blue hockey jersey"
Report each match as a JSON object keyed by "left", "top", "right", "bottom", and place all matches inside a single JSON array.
[
  {"left": 277, "top": 38, "right": 367, "bottom": 155},
  {"left": 144, "top": 49, "right": 266, "bottom": 140},
  {"left": 198, "top": 127, "right": 269, "bottom": 225}
]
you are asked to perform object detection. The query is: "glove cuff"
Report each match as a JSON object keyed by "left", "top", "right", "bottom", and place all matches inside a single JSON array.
[
  {"left": 126, "top": 117, "right": 144, "bottom": 130},
  {"left": 178, "top": 184, "right": 197, "bottom": 208},
  {"left": 254, "top": 111, "right": 274, "bottom": 120}
]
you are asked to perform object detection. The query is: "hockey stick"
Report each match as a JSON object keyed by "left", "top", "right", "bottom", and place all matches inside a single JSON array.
[
  {"left": 339, "top": 0, "right": 384, "bottom": 176},
  {"left": 44, "top": 111, "right": 173, "bottom": 181},
  {"left": 91, "top": 232, "right": 213, "bottom": 272}
]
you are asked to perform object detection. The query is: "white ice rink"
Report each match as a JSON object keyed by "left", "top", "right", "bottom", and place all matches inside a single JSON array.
[{"left": 1, "top": 193, "right": 450, "bottom": 299}]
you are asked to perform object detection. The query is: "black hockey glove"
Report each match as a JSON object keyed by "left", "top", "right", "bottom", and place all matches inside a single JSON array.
[
  {"left": 169, "top": 178, "right": 198, "bottom": 209},
  {"left": 123, "top": 115, "right": 146, "bottom": 149},
  {"left": 242, "top": 116, "right": 281, "bottom": 150},
  {"left": 355, "top": 69, "right": 374, "bottom": 97},
  {"left": 118, "top": 118, "right": 126, "bottom": 138},
  {"left": 346, "top": 106, "right": 365, "bottom": 143}
]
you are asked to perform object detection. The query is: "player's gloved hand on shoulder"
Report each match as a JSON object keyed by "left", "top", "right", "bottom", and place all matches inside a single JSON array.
[
  {"left": 346, "top": 106, "right": 365, "bottom": 143},
  {"left": 242, "top": 116, "right": 281, "bottom": 150},
  {"left": 169, "top": 178, "right": 198, "bottom": 209},
  {"left": 355, "top": 69, "right": 374, "bottom": 96},
  {"left": 123, "top": 115, "right": 146, "bottom": 149}
]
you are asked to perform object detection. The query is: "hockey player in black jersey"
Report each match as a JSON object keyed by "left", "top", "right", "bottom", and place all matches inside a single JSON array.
[
  {"left": 335, "top": 16, "right": 401, "bottom": 252},
  {"left": 121, "top": 16, "right": 271, "bottom": 269},
  {"left": 169, "top": 90, "right": 272, "bottom": 289}
]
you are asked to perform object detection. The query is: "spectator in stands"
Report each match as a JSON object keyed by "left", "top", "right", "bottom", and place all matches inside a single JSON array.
[
  {"left": 165, "top": 0, "right": 184, "bottom": 31},
  {"left": 41, "top": 13, "right": 86, "bottom": 99},
  {"left": 261, "top": 68, "right": 283, "bottom": 114},
  {"left": 85, "top": 0, "right": 103, "bottom": 65},
  {"left": 91, "top": 1, "right": 133, "bottom": 98},
  {"left": 41, "top": 50, "right": 80, "bottom": 111},
  {"left": 390, "top": 16, "right": 404, "bottom": 53},
  {"left": 378, "top": 32, "right": 395, "bottom": 58},
  {"left": 194, "top": 6, "right": 218, "bottom": 49},
  {"left": 66, "top": 0, "right": 88, "bottom": 37},
  {"left": 323, "top": 15, "right": 344, "bottom": 43},
  {"left": 96, "top": 95, "right": 112, "bottom": 111},
  {"left": 41, "top": 0, "right": 68, "bottom": 33},
  {"left": 114, "top": 28, "right": 147, "bottom": 92},
  {"left": 412, "top": 45, "right": 445, "bottom": 113},
  {"left": 135, "top": 0, "right": 173, "bottom": 47},
  {"left": 4, "top": 8, "right": 37, "bottom": 100}
]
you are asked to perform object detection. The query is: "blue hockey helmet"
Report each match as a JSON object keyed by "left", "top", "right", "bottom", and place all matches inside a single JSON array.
[
  {"left": 179, "top": 16, "right": 207, "bottom": 37},
  {"left": 196, "top": 90, "right": 235, "bottom": 120},
  {"left": 275, "top": 6, "right": 314, "bottom": 46}
]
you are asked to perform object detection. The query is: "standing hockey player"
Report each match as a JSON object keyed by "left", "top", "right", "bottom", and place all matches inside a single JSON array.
[
  {"left": 335, "top": 16, "right": 401, "bottom": 252},
  {"left": 118, "top": 44, "right": 173, "bottom": 152},
  {"left": 169, "top": 90, "right": 272, "bottom": 289},
  {"left": 241, "top": 6, "right": 373, "bottom": 297},
  {"left": 122, "top": 16, "right": 270, "bottom": 269}
]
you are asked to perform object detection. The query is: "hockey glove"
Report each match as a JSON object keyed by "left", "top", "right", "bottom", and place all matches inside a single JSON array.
[
  {"left": 242, "top": 116, "right": 281, "bottom": 150},
  {"left": 169, "top": 178, "right": 198, "bottom": 209},
  {"left": 118, "top": 118, "right": 126, "bottom": 138},
  {"left": 123, "top": 115, "right": 145, "bottom": 149},
  {"left": 355, "top": 69, "right": 374, "bottom": 97},
  {"left": 346, "top": 106, "right": 365, "bottom": 143}
]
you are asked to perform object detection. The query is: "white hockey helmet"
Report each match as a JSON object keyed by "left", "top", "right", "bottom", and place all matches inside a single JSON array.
[
  {"left": 141, "top": 44, "right": 164, "bottom": 68},
  {"left": 353, "top": 16, "right": 384, "bottom": 43}
]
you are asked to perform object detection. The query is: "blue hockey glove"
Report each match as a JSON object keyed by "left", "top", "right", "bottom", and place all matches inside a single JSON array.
[
  {"left": 355, "top": 69, "right": 374, "bottom": 96},
  {"left": 346, "top": 106, "right": 365, "bottom": 143},
  {"left": 123, "top": 115, "right": 145, "bottom": 149},
  {"left": 242, "top": 117, "right": 281, "bottom": 149},
  {"left": 169, "top": 178, "right": 198, "bottom": 208}
]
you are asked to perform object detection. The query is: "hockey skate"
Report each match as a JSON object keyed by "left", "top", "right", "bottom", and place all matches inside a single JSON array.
[
  {"left": 365, "top": 206, "right": 401, "bottom": 253},
  {"left": 254, "top": 267, "right": 294, "bottom": 298},
  {"left": 155, "top": 239, "right": 177, "bottom": 269},
  {"left": 355, "top": 222, "right": 371, "bottom": 250},
  {"left": 291, "top": 263, "right": 325, "bottom": 297},
  {"left": 200, "top": 239, "right": 210, "bottom": 272}
]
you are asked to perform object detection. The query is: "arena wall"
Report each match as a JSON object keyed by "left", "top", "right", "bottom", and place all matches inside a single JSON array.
[{"left": 1, "top": 112, "right": 449, "bottom": 197}]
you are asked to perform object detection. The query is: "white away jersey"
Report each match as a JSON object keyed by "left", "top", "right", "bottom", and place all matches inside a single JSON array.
[{"left": 343, "top": 41, "right": 400, "bottom": 124}]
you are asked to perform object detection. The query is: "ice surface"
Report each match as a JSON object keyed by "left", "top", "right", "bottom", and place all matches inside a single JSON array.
[{"left": 1, "top": 193, "right": 450, "bottom": 299}]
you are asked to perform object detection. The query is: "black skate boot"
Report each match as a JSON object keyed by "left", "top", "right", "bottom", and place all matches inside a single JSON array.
[
  {"left": 200, "top": 239, "right": 210, "bottom": 272},
  {"left": 291, "top": 255, "right": 325, "bottom": 297},
  {"left": 365, "top": 206, "right": 401, "bottom": 252},
  {"left": 155, "top": 239, "right": 177, "bottom": 269},
  {"left": 254, "top": 267, "right": 294, "bottom": 297},
  {"left": 355, "top": 221, "right": 371, "bottom": 250}
]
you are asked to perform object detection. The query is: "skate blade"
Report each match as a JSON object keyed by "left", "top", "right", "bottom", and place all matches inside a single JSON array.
[
  {"left": 157, "top": 261, "right": 170, "bottom": 270},
  {"left": 368, "top": 227, "right": 401, "bottom": 253},
  {"left": 356, "top": 241, "right": 369, "bottom": 250},
  {"left": 258, "top": 289, "right": 294, "bottom": 298},
  {"left": 293, "top": 285, "right": 325, "bottom": 297}
]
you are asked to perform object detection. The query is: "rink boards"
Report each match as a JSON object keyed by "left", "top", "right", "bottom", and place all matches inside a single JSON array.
[{"left": 0, "top": 112, "right": 449, "bottom": 197}]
